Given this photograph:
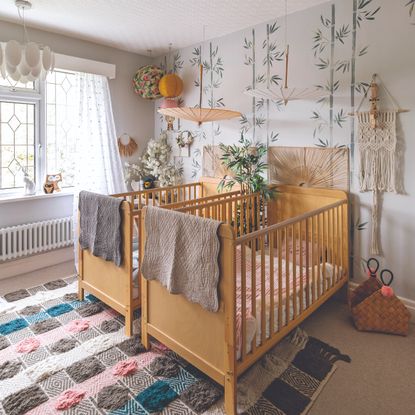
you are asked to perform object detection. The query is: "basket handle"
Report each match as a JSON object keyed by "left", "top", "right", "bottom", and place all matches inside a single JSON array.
[
  {"left": 367, "top": 257, "right": 380, "bottom": 277},
  {"left": 380, "top": 269, "right": 394, "bottom": 286}
]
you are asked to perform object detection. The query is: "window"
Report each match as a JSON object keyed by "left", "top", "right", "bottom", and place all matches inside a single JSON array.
[
  {"left": 0, "top": 102, "right": 35, "bottom": 189},
  {"left": 0, "top": 69, "right": 79, "bottom": 193},
  {"left": 46, "top": 71, "right": 78, "bottom": 187}
]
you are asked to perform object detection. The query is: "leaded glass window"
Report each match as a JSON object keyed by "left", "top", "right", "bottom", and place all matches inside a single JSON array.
[
  {"left": 46, "top": 70, "right": 78, "bottom": 187},
  {"left": 0, "top": 101, "right": 35, "bottom": 190}
]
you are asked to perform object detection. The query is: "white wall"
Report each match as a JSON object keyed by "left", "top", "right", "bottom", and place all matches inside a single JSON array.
[
  {"left": 0, "top": 20, "right": 154, "bottom": 228},
  {"left": 154, "top": 0, "right": 415, "bottom": 300}
]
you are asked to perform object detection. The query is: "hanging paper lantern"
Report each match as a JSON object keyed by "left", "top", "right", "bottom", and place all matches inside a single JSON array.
[
  {"left": 159, "top": 98, "right": 179, "bottom": 109},
  {"left": 159, "top": 98, "right": 179, "bottom": 130},
  {"left": 159, "top": 73, "right": 183, "bottom": 98},
  {"left": 133, "top": 65, "right": 165, "bottom": 99}
]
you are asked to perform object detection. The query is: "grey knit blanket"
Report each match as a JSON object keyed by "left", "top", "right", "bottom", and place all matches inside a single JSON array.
[
  {"left": 141, "top": 206, "right": 222, "bottom": 312},
  {"left": 79, "top": 191, "right": 123, "bottom": 266}
]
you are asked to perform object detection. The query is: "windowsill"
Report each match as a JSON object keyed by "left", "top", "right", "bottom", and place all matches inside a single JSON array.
[{"left": 0, "top": 189, "right": 74, "bottom": 205}]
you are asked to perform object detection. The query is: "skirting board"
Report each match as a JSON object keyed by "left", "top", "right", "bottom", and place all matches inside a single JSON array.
[
  {"left": 0, "top": 247, "right": 74, "bottom": 280},
  {"left": 349, "top": 281, "right": 415, "bottom": 321}
]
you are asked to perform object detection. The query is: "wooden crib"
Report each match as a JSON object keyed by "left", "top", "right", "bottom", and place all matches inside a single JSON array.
[
  {"left": 140, "top": 185, "right": 349, "bottom": 414},
  {"left": 78, "top": 178, "right": 241, "bottom": 335}
]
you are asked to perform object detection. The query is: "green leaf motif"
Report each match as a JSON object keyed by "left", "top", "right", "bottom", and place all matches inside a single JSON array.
[
  {"left": 334, "top": 109, "right": 347, "bottom": 128},
  {"left": 315, "top": 138, "right": 329, "bottom": 148},
  {"left": 335, "top": 24, "right": 350, "bottom": 43},
  {"left": 406, "top": 0, "right": 415, "bottom": 16},
  {"left": 316, "top": 58, "right": 330, "bottom": 70},
  {"left": 355, "top": 218, "right": 368, "bottom": 231},
  {"left": 270, "top": 131, "right": 279, "bottom": 142}
]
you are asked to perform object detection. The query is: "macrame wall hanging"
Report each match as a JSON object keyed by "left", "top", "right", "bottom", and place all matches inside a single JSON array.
[
  {"left": 118, "top": 133, "right": 138, "bottom": 157},
  {"left": 351, "top": 74, "right": 409, "bottom": 255}
]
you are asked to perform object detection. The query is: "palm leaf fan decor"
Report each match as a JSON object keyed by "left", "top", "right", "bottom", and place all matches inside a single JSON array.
[{"left": 268, "top": 146, "right": 349, "bottom": 191}]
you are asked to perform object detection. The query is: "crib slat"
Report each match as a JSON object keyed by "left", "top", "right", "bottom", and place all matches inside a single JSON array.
[
  {"left": 299, "top": 220, "right": 304, "bottom": 314},
  {"left": 250, "top": 239, "right": 257, "bottom": 354},
  {"left": 256, "top": 195, "right": 261, "bottom": 232},
  {"left": 260, "top": 236, "right": 266, "bottom": 345},
  {"left": 339, "top": 204, "right": 344, "bottom": 275},
  {"left": 277, "top": 229, "right": 283, "bottom": 330},
  {"left": 311, "top": 215, "right": 316, "bottom": 304},
  {"left": 329, "top": 209, "right": 334, "bottom": 288},
  {"left": 317, "top": 213, "right": 322, "bottom": 299},
  {"left": 269, "top": 231, "right": 275, "bottom": 336},
  {"left": 241, "top": 242, "right": 247, "bottom": 360},
  {"left": 285, "top": 225, "right": 290, "bottom": 325},
  {"left": 292, "top": 223, "right": 297, "bottom": 319},
  {"left": 305, "top": 219, "right": 310, "bottom": 308},
  {"left": 322, "top": 210, "right": 327, "bottom": 293},
  {"left": 335, "top": 206, "right": 340, "bottom": 283}
]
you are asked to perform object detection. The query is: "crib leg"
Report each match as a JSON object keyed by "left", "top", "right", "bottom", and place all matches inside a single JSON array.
[
  {"left": 125, "top": 308, "right": 133, "bottom": 337},
  {"left": 78, "top": 285, "right": 84, "bottom": 302},
  {"left": 141, "top": 322, "right": 150, "bottom": 349},
  {"left": 224, "top": 371, "right": 237, "bottom": 415}
]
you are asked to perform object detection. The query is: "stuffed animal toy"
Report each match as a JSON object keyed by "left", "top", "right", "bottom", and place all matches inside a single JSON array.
[{"left": 45, "top": 173, "right": 63, "bottom": 192}]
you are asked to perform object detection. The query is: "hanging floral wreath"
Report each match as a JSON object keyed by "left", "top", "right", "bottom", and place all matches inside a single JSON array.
[
  {"left": 133, "top": 65, "right": 165, "bottom": 99},
  {"left": 176, "top": 130, "right": 194, "bottom": 148}
]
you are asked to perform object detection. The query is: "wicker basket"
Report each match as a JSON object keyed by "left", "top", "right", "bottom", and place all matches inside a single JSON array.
[
  {"left": 349, "top": 276, "right": 382, "bottom": 308},
  {"left": 351, "top": 290, "right": 410, "bottom": 336}
]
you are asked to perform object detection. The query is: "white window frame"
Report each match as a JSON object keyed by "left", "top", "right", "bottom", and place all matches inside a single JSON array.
[
  {"left": 0, "top": 83, "right": 44, "bottom": 196},
  {"left": 0, "top": 54, "right": 116, "bottom": 199}
]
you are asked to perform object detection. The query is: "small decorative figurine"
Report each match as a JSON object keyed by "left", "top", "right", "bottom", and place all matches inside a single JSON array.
[
  {"left": 45, "top": 173, "right": 63, "bottom": 192},
  {"left": 23, "top": 171, "right": 36, "bottom": 195},
  {"left": 43, "top": 183, "right": 54, "bottom": 194}
]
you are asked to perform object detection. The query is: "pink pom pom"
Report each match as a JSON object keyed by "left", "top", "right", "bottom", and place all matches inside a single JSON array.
[
  {"left": 112, "top": 358, "right": 138, "bottom": 376},
  {"left": 66, "top": 319, "right": 90, "bottom": 333},
  {"left": 381, "top": 285, "right": 394, "bottom": 297},
  {"left": 16, "top": 338, "right": 40, "bottom": 353},
  {"left": 55, "top": 390, "right": 85, "bottom": 410}
]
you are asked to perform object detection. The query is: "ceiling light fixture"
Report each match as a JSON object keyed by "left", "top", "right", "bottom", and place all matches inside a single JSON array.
[
  {"left": 244, "top": 0, "right": 324, "bottom": 105},
  {"left": 0, "top": 0, "right": 55, "bottom": 84},
  {"left": 158, "top": 27, "right": 241, "bottom": 126}
]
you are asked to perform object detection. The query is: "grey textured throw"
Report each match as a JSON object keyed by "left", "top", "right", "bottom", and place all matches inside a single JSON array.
[
  {"left": 79, "top": 191, "right": 123, "bottom": 266},
  {"left": 141, "top": 206, "right": 221, "bottom": 312}
]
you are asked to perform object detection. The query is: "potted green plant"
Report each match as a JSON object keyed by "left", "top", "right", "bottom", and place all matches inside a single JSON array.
[{"left": 217, "top": 134, "right": 276, "bottom": 234}]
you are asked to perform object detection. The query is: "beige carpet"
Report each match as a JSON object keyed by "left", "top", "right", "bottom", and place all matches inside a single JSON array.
[
  {"left": 1, "top": 263, "right": 414, "bottom": 415},
  {"left": 303, "top": 300, "right": 415, "bottom": 415}
]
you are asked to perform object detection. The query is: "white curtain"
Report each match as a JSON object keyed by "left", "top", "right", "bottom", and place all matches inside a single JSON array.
[{"left": 73, "top": 73, "right": 126, "bottom": 268}]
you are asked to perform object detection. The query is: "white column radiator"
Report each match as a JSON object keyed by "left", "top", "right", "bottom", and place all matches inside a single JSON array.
[{"left": 0, "top": 217, "right": 73, "bottom": 262}]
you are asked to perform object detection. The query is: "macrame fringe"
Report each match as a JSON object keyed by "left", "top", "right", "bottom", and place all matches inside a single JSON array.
[
  {"left": 358, "top": 111, "right": 397, "bottom": 256},
  {"left": 307, "top": 337, "right": 352, "bottom": 364},
  {"left": 371, "top": 191, "right": 381, "bottom": 255}
]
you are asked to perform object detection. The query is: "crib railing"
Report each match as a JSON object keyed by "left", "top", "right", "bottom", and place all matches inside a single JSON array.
[
  {"left": 164, "top": 189, "right": 241, "bottom": 211},
  {"left": 235, "top": 198, "right": 348, "bottom": 368},
  {"left": 113, "top": 182, "right": 203, "bottom": 210},
  {"left": 175, "top": 192, "right": 266, "bottom": 237}
]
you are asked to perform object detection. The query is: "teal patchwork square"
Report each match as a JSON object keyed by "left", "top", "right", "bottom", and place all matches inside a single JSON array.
[
  {"left": 135, "top": 380, "right": 178, "bottom": 413},
  {"left": 46, "top": 303, "right": 73, "bottom": 317},
  {"left": 0, "top": 318, "right": 28, "bottom": 335},
  {"left": 162, "top": 367, "right": 197, "bottom": 394}
]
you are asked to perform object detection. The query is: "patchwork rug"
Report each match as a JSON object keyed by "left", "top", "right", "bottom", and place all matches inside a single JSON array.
[{"left": 0, "top": 276, "right": 350, "bottom": 415}]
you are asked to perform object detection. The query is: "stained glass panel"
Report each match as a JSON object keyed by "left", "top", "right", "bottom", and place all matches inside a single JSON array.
[
  {"left": 46, "top": 70, "right": 78, "bottom": 187},
  {"left": 0, "top": 102, "right": 35, "bottom": 190}
]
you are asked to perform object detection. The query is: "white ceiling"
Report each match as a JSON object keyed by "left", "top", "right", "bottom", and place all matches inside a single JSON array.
[{"left": 0, "top": 0, "right": 330, "bottom": 56}]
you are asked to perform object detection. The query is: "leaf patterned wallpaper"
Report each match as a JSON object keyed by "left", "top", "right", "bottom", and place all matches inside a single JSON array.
[{"left": 153, "top": 0, "right": 415, "bottom": 300}]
